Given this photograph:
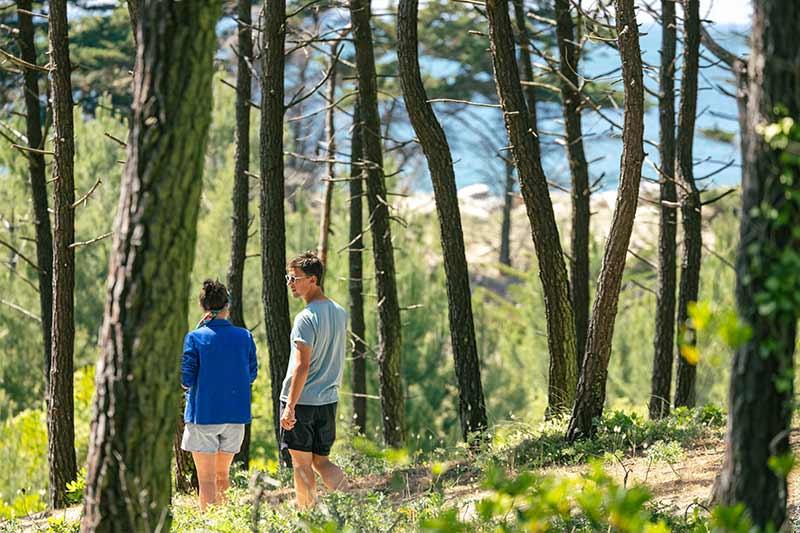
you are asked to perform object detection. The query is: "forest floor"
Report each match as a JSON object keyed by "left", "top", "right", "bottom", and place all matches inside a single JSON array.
[{"left": 12, "top": 428, "right": 800, "bottom": 531}]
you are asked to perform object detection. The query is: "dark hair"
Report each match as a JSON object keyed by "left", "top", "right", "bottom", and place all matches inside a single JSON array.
[
  {"left": 199, "top": 279, "right": 228, "bottom": 311},
  {"left": 288, "top": 251, "right": 324, "bottom": 286}
]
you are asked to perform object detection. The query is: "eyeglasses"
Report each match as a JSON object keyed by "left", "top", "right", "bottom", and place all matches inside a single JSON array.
[{"left": 285, "top": 274, "right": 309, "bottom": 284}]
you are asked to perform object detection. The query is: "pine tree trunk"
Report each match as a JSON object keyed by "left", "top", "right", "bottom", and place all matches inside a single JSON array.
[
  {"left": 566, "top": 0, "right": 644, "bottom": 441},
  {"left": 227, "top": 0, "right": 253, "bottom": 469},
  {"left": 259, "top": 0, "right": 293, "bottom": 455},
  {"left": 318, "top": 46, "right": 338, "bottom": 271},
  {"left": 674, "top": 0, "right": 701, "bottom": 409},
  {"left": 554, "top": 0, "right": 591, "bottom": 367},
  {"left": 511, "top": 0, "right": 541, "bottom": 162},
  {"left": 649, "top": 0, "right": 677, "bottom": 420},
  {"left": 712, "top": 3, "right": 799, "bottom": 527},
  {"left": 80, "top": 2, "right": 220, "bottom": 530},
  {"left": 397, "top": 0, "right": 488, "bottom": 441},
  {"left": 349, "top": 103, "right": 368, "bottom": 435},
  {"left": 350, "top": 0, "right": 406, "bottom": 447},
  {"left": 174, "top": 400, "right": 198, "bottom": 494},
  {"left": 47, "top": 0, "right": 77, "bottom": 510},
  {"left": 499, "top": 157, "right": 514, "bottom": 267},
  {"left": 485, "top": 0, "right": 578, "bottom": 416},
  {"left": 17, "top": 0, "right": 53, "bottom": 388}
]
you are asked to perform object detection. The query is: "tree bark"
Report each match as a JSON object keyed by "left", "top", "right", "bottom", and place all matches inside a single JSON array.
[
  {"left": 712, "top": 3, "right": 800, "bottom": 528},
  {"left": 673, "top": 0, "right": 701, "bottom": 409},
  {"left": 397, "top": 0, "right": 488, "bottom": 441},
  {"left": 485, "top": 0, "right": 578, "bottom": 416},
  {"left": 318, "top": 45, "right": 338, "bottom": 271},
  {"left": 511, "top": 0, "right": 541, "bottom": 163},
  {"left": 554, "top": 0, "right": 591, "bottom": 367},
  {"left": 81, "top": 2, "right": 220, "bottom": 530},
  {"left": 499, "top": 157, "right": 514, "bottom": 267},
  {"left": 126, "top": 0, "right": 139, "bottom": 45},
  {"left": 17, "top": 0, "right": 53, "bottom": 389},
  {"left": 648, "top": 0, "right": 677, "bottom": 420},
  {"left": 259, "top": 0, "right": 293, "bottom": 456},
  {"left": 349, "top": 103, "right": 368, "bottom": 435},
  {"left": 174, "top": 401, "right": 198, "bottom": 494},
  {"left": 350, "top": 0, "right": 406, "bottom": 447},
  {"left": 47, "top": 0, "right": 77, "bottom": 510},
  {"left": 566, "top": 0, "right": 644, "bottom": 440},
  {"left": 227, "top": 0, "right": 253, "bottom": 469}
]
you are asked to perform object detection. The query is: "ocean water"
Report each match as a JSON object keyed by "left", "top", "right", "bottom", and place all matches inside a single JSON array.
[{"left": 405, "top": 21, "right": 749, "bottom": 194}]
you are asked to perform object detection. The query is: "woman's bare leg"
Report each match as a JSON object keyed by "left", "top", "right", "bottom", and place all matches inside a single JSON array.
[
  {"left": 214, "top": 451, "right": 235, "bottom": 503},
  {"left": 191, "top": 452, "right": 217, "bottom": 511}
]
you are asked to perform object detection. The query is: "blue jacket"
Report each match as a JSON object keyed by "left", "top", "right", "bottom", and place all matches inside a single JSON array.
[{"left": 181, "top": 319, "right": 258, "bottom": 424}]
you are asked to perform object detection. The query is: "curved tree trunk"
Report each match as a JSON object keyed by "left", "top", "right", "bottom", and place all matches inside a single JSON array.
[
  {"left": 674, "top": 0, "right": 701, "bottom": 409},
  {"left": 554, "top": 0, "right": 591, "bottom": 368},
  {"left": 227, "top": 0, "right": 253, "bottom": 469},
  {"left": 566, "top": 0, "right": 644, "bottom": 441},
  {"left": 485, "top": 0, "right": 577, "bottom": 416},
  {"left": 350, "top": 0, "right": 406, "bottom": 447},
  {"left": 649, "top": 0, "right": 677, "bottom": 420},
  {"left": 17, "top": 0, "right": 53, "bottom": 389},
  {"left": 349, "top": 103, "right": 368, "bottom": 434},
  {"left": 259, "top": 0, "right": 293, "bottom": 457},
  {"left": 80, "top": 2, "right": 220, "bottom": 530},
  {"left": 397, "top": 0, "right": 488, "bottom": 441},
  {"left": 712, "top": 3, "right": 800, "bottom": 528},
  {"left": 47, "top": 0, "right": 77, "bottom": 510},
  {"left": 318, "top": 45, "right": 338, "bottom": 271}
]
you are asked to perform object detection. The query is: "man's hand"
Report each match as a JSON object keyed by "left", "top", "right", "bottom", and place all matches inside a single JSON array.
[{"left": 281, "top": 404, "right": 296, "bottom": 430}]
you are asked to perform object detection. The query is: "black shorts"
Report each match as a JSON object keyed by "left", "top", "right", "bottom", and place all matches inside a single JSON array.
[{"left": 280, "top": 402, "right": 337, "bottom": 456}]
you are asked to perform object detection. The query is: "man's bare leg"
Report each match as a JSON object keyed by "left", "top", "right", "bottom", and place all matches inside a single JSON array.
[
  {"left": 214, "top": 451, "right": 235, "bottom": 504},
  {"left": 311, "top": 454, "right": 346, "bottom": 491},
  {"left": 191, "top": 452, "right": 217, "bottom": 511},
  {"left": 288, "top": 449, "right": 317, "bottom": 508}
]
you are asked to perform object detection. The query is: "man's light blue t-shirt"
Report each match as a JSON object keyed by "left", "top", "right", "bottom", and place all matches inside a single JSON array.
[{"left": 280, "top": 298, "right": 348, "bottom": 406}]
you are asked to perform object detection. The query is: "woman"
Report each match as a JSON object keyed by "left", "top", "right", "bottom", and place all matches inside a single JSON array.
[{"left": 181, "top": 279, "right": 258, "bottom": 510}]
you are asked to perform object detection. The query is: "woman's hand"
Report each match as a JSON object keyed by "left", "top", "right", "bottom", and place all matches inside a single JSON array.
[{"left": 280, "top": 404, "right": 296, "bottom": 430}]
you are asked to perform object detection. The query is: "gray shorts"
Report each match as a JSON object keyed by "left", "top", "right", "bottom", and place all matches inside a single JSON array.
[{"left": 181, "top": 423, "right": 245, "bottom": 454}]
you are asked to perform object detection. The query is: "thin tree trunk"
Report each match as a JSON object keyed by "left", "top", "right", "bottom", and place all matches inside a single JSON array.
[
  {"left": 227, "top": 0, "right": 253, "bottom": 469},
  {"left": 174, "top": 400, "right": 198, "bottom": 494},
  {"left": 259, "top": 0, "right": 293, "bottom": 456},
  {"left": 512, "top": 0, "right": 541, "bottom": 162},
  {"left": 47, "top": 0, "right": 77, "bottom": 510},
  {"left": 499, "top": 157, "right": 514, "bottom": 267},
  {"left": 349, "top": 103, "right": 368, "bottom": 434},
  {"left": 397, "top": 0, "right": 488, "bottom": 441},
  {"left": 126, "top": 0, "right": 139, "bottom": 45},
  {"left": 485, "top": 0, "right": 578, "bottom": 416},
  {"left": 648, "top": 0, "right": 677, "bottom": 420},
  {"left": 554, "top": 0, "right": 591, "bottom": 367},
  {"left": 712, "top": 3, "right": 799, "bottom": 527},
  {"left": 81, "top": 2, "right": 220, "bottom": 530},
  {"left": 17, "top": 0, "right": 53, "bottom": 388},
  {"left": 318, "top": 44, "right": 338, "bottom": 270},
  {"left": 674, "top": 0, "right": 701, "bottom": 409},
  {"left": 566, "top": 0, "right": 644, "bottom": 441},
  {"left": 350, "top": 0, "right": 406, "bottom": 447}
]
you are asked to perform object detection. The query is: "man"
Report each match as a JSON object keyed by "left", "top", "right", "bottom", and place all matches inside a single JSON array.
[{"left": 280, "top": 251, "right": 348, "bottom": 508}]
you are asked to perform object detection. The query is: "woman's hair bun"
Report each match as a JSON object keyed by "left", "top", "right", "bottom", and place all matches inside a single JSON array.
[{"left": 199, "top": 279, "right": 228, "bottom": 311}]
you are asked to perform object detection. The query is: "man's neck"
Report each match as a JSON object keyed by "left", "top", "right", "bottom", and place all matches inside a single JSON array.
[{"left": 302, "top": 288, "right": 326, "bottom": 305}]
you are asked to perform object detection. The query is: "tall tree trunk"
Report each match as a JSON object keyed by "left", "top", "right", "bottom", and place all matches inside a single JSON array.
[
  {"left": 17, "top": 0, "right": 53, "bottom": 388},
  {"left": 566, "top": 0, "right": 644, "bottom": 441},
  {"left": 673, "top": 0, "right": 701, "bottom": 409},
  {"left": 350, "top": 0, "right": 406, "bottom": 447},
  {"left": 228, "top": 0, "right": 253, "bottom": 469},
  {"left": 80, "top": 2, "right": 220, "bottom": 530},
  {"left": 712, "top": 3, "right": 799, "bottom": 528},
  {"left": 648, "top": 0, "right": 677, "bottom": 420},
  {"left": 174, "top": 401, "right": 198, "bottom": 494},
  {"left": 259, "top": 0, "right": 293, "bottom": 455},
  {"left": 397, "top": 0, "right": 488, "bottom": 441},
  {"left": 499, "top": 157, "right": 514, "bottom": 267},
  {"left": 349, "top": 103, "right": 368, "bottom": 434},
  {"left": 485, "top": 0, "right": 578, "bottom": 416},
  {"left": 554, "top": 0, "right": 591, "bottom": 367},
  {"left": 318, "top": 45, "right": 338, "bottom": 270},
  {"left": 126, "top": 0, "right": 139, "bottom": 45},
  {"left": 47, "top": 0, "right": 77, "bottom": 510},
  {"left": 511, "top": 0, "right": 541, "bottom": 163}
]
